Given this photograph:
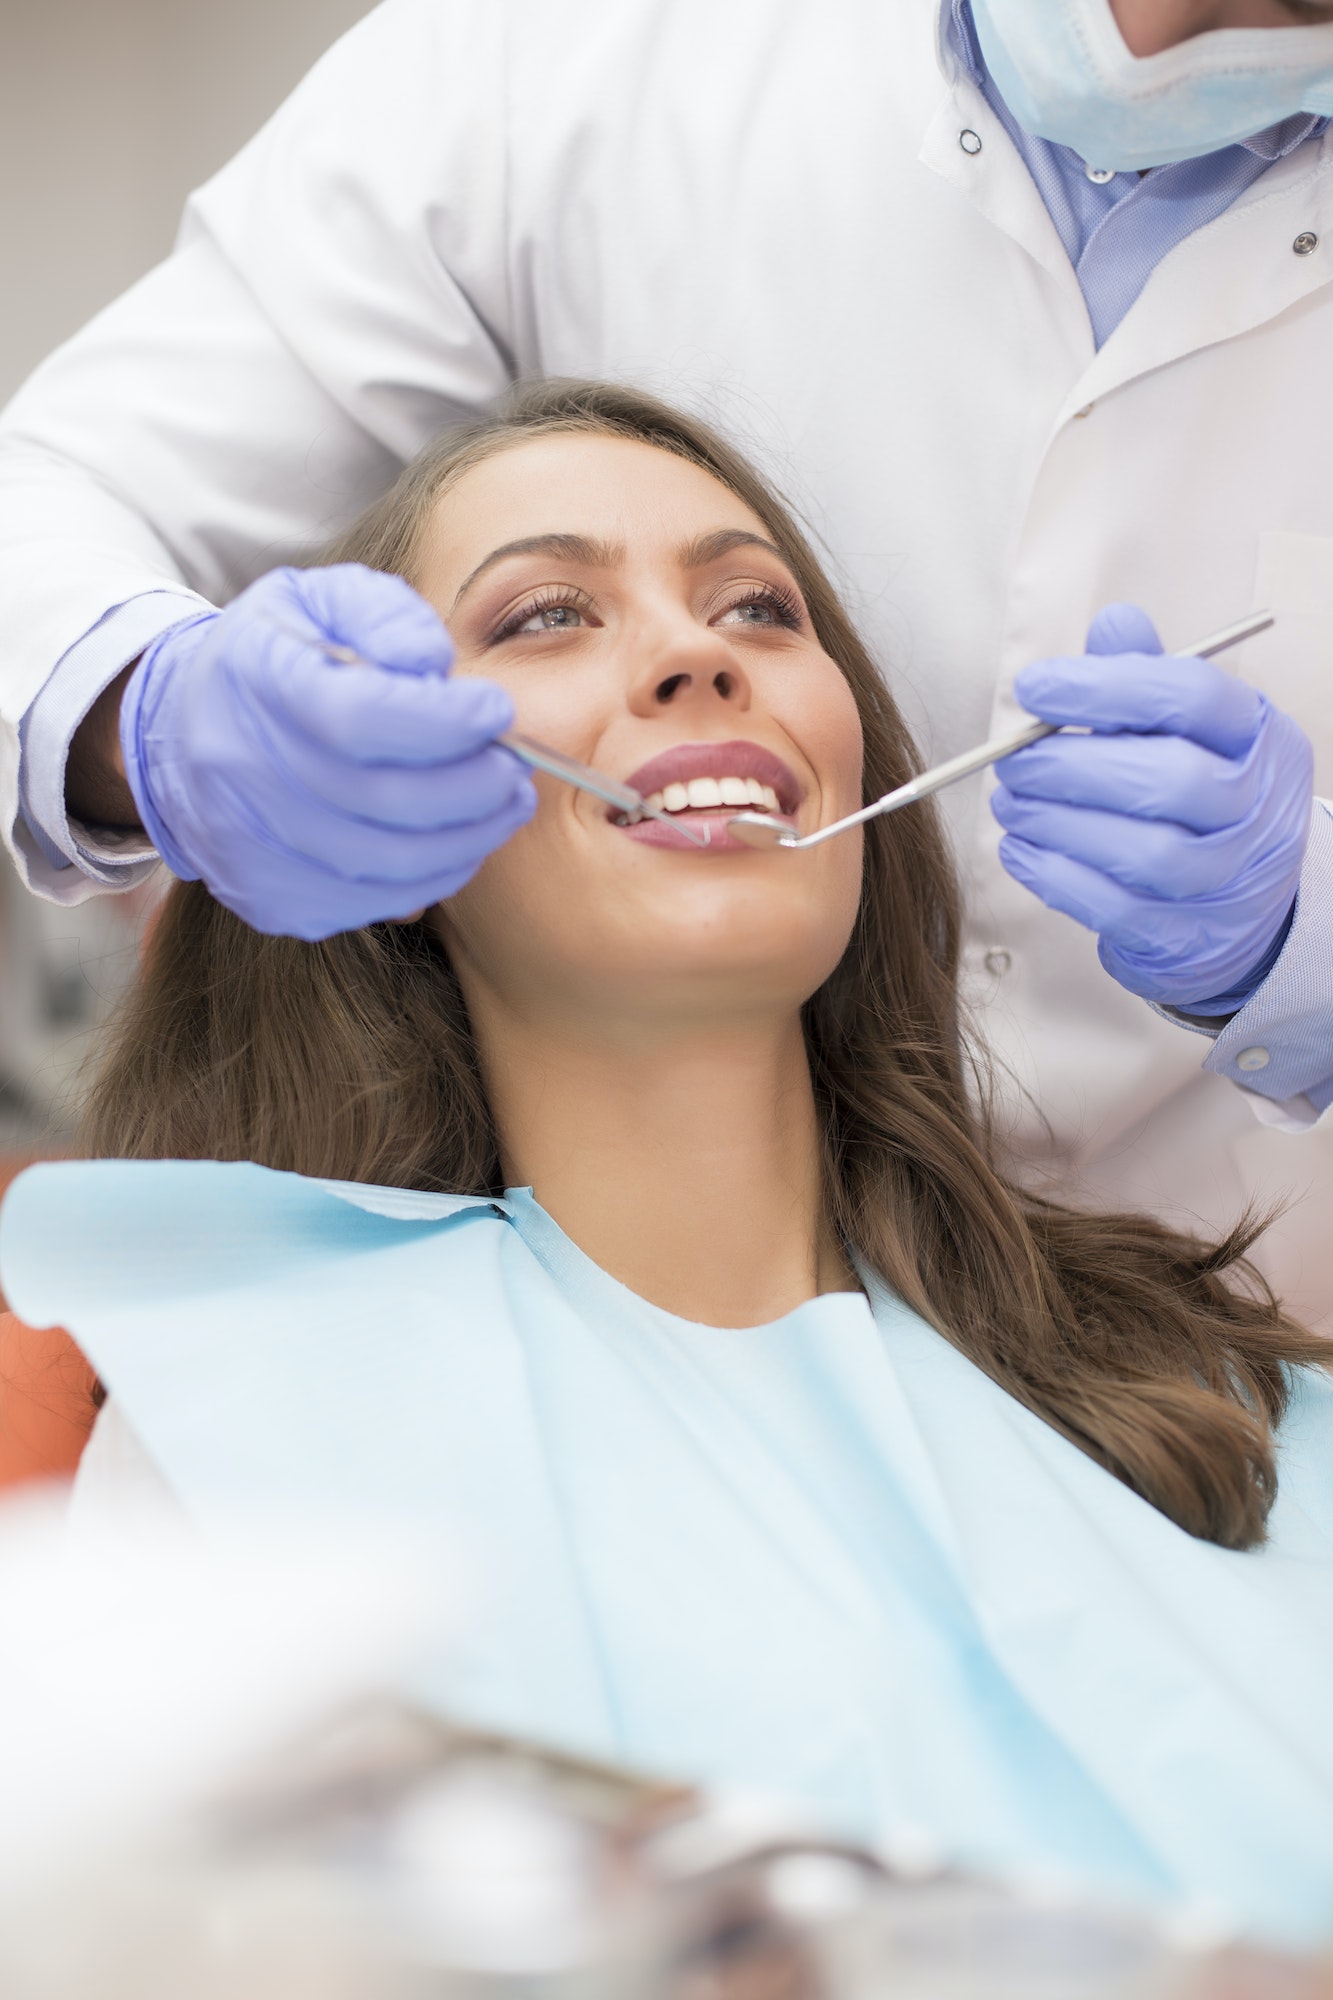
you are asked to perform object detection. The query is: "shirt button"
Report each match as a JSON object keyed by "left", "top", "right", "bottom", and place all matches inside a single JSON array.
[
  {"left": 1236, "top": 1047, "right": 1271, "bottom": 1073},
  {"left": 1084, "top": 164, "right": 1116, "bottom": 184},
  {"left": 960, "top": 129, "right": 983, "bottom": 156},
  {"left": 984, "top": 948, "right": 1013, "bottom": 978},
  {"left": 1294, "top": 231, "right": 1319, "bottom": 256}
]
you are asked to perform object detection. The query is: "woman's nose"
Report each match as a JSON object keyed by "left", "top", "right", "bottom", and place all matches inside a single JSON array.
[{"left": 627, "top": 623, "right": 752, "bottom": 717}]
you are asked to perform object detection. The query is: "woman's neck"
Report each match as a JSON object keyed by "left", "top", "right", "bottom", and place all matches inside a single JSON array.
[{"left": 470, "top": 1002, "right": 855, "bottom": 1327}]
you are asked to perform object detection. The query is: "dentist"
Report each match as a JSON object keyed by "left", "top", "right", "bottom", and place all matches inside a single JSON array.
[{"left": 2, "top": 0, "right": 1333, "bottom": 1306}]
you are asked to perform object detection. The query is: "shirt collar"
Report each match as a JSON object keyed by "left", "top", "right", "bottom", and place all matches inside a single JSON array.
[
  {"left": 946, "top": 0, "right": 987, "bottom": 85},
  {"left": 946, "top": 0, "right": 1325, "bottom": 166}
]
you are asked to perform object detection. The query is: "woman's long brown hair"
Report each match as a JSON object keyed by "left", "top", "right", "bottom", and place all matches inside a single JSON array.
[{"left": 81, "top": 380, "right": 1330, "bottom": 1550}]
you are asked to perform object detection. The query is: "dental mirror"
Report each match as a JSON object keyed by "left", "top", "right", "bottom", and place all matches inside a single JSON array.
[{"left": 728, "top": 611, "right": 1276, "bottom": 852}]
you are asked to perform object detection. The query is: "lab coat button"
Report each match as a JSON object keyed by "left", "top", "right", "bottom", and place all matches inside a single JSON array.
[
  {"left": 984, "top": 949, "right": 1012, "bottom": 978},
  {"left": 1085, "top": 165, "right": 1115, "bottom": 185},
  {"left": 960, "top": 129, "right": 983, "bottom": 156},
  {"left": 1294, "top": 232, "right": 1319, "bottom": 257},
  {"left": 1236, "top": 1047, "right": 1271, "bottom": 1073}
]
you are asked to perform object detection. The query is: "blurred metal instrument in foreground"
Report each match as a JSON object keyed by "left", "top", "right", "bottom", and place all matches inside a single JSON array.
[{"left": 7, "top": 1694, "right": 1330, "bottom": 2000}]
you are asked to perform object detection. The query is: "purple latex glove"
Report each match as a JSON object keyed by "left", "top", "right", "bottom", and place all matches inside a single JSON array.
[
  {"left": 992, "top": 603, "right": 1314, "bottom": 1011},
  {"left": 121, "top": 564, "right": 535, "bottom": 940}
]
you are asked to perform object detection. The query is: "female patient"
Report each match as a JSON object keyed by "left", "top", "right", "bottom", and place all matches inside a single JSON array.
[{"left": 4, "top": 382, "right": 1332, "bottom": 1939}]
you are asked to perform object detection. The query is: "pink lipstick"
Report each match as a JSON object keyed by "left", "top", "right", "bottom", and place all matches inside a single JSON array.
[{"left": 616, "top": 739, "right": 804, "bottom": 852}]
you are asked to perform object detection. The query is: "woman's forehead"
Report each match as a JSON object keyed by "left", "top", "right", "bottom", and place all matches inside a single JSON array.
[{"left": 418, "top": 431, "right": 769, "bottom": 593}]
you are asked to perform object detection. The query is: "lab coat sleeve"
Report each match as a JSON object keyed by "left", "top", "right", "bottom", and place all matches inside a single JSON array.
[
  {"left": 18, "top": 596, "right": 203, "bottom": 897},
  {"left": 0, "top": 0, "right": 515, "bottom": 898},
  {"left": 1162, "top": 800, "right": 1333, "bottom": 1133}
]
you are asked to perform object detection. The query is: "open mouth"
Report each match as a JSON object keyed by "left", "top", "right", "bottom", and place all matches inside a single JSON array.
[{"left": 613, "top": 739, "right": 803, "bottom": 850}]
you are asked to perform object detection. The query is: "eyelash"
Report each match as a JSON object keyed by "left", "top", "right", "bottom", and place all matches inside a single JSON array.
[
  {"left": 727, "top": 582, "right": 806, "bottom": 631},
  {"left": 488, "top": 580, "right": 806, "bottom": 643},
  {"left": 490, "top": 585, "right": 596, "bottom": 643}
]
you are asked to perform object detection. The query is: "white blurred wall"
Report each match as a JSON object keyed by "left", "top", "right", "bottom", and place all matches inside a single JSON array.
[
  {"left": 0, "top": 0, "right": 372, "bottom": 1135},
  {"left": 0, "top": 0, "right": 373, "bottom": 402}
]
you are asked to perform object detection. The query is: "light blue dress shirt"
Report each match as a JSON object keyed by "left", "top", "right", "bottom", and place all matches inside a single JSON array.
[
  {"left": 18, "top": 0, "right": 1333, "bottom": 1110},
  {"left": 4, "top": 1158, "right": 1333, "bottom": 1946}
]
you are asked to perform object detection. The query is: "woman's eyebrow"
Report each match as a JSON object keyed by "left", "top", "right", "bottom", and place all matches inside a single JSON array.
[
  {"left": 450, "top": 526, "right": 791, "bottom": 613},
  {"left": 451, "top": 533, "right": 624, "bottom": 611},
  {"left": 679, "top": 529, "right": 788, "bottom": 569}
]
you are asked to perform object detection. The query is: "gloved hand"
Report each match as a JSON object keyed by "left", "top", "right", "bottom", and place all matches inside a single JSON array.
[
  {"left": 991, "top": 603, "right": 1314, "bottom": 1012},
  {"left": 121, "top": 564, "right": 535, "bottom": 940}
]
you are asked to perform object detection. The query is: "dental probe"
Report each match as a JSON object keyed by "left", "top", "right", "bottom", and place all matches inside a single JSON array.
[
  {"left": 728, "top": 610, "right": 1276, "bottom": 852},
  {"left": 291, "top": 632, "right": 709, "bottom": 846}
]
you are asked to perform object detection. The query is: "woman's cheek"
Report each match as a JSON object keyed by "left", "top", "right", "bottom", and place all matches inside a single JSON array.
[
  {"left": 454, "top": 652, "right": 605, "bottom": 758},
  {"left": 431, "top": 772, "right": 543, "bottom": 930},
  {"left": 800, "top": 663, "right": 864, "bottom": 820}
]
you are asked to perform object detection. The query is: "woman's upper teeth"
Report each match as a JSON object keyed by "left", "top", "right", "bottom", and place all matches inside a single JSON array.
[{"left": 645, "top": 777, "right": 780, "bottom": 813}]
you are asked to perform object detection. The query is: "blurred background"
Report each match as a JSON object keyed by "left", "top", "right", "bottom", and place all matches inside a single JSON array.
[{"left": 0, "top": 0, "right": 372, "bottom": 1150}]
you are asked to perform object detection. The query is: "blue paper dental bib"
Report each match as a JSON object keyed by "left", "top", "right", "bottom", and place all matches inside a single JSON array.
[{"left": 3, "top": 1160, "right": 1332, "bottom": 1944}]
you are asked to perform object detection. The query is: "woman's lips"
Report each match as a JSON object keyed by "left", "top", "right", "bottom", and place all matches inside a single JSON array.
[
  {"left": 622, "top": 739, "right": 803, "bottom": 813},
  {"left": 618, "top": 812, "right": 776, "bottom": 852},
  {"left": 613, "top": 738, "right": 804, "bottom": 851}
]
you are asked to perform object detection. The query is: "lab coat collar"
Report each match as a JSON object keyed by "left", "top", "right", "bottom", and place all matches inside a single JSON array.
[
  {"left": 1051, "top": 128, "right": 1333, "bottom": 423},
  {"left": 933, "top": 0, "right": 964, "bottom": 82},
  {"left": 918, "top": 58, "right": 1090, "bottom": 319}
]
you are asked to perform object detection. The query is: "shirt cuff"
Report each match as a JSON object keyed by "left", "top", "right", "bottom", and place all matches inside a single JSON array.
[
  {"left": 1181, "top": 800, "right": 1333, "bottom": 1126},
  {"left": 18, "top": 591, "right": 209, "bottom": 887}
]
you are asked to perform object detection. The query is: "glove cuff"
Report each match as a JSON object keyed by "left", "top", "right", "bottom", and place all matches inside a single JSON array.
[
  {"left": 1166, "top": 900, "right": 1297, "bottom": 1020},
  {"left": 120, "top": 613, "right": 219, "bottom": 882}
]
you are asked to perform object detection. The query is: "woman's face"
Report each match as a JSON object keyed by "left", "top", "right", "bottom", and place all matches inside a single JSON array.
[{"left": 415, "top": 433, "right": 865, "bottom": 1032}]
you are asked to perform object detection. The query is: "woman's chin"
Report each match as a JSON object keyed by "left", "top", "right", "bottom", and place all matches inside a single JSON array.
[
  {"left": 439, "top": 827, "right": 860, "bottom": 1033},
  {"left": 570, "top": 917, "right": 849, "bottom": 1026}
]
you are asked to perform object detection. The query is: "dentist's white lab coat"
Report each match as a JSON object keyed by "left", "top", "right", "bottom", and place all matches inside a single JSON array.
[{"left": 2, "top": 0, "right": 1332, "bottom": 1315}]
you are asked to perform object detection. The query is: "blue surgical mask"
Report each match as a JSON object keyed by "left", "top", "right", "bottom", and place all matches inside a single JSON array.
[{"left": 969, "top": 0, "right": 1333, "bottom": 170}]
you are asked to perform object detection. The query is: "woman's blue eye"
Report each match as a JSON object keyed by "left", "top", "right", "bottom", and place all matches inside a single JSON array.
[
  {"left": 516, "top": 603, "right": 584, "bottom": 634},
  {"left": 718, "top": 587, "right": 804, "bottom": 630},
  {"left": 492, "top": 591, "right": 593, "bottom": 641}
]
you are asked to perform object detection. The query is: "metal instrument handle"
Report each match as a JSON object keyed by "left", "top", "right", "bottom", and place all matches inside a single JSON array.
[
  {"left": 787, "top": 609, "right": 1276, "bottom": 850},
  {"left": 498, "top": 730, "right": 643, "bottom": 814}
]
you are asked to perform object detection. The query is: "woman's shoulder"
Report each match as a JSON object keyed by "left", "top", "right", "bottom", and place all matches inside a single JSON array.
[
  {"left": 0, "top": 1162, "right": 524, "bottom": 1516},
  {"left": 0, "top": 1159, "right": 506, "bottom": 1337}
]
